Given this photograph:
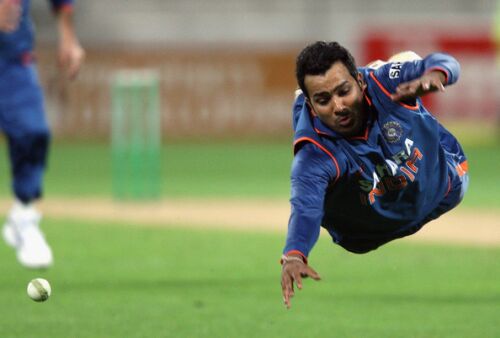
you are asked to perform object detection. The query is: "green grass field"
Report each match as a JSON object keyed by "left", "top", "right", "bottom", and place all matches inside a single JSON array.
[
  {"left": 0, "top": 132, "right": 498, "bottom": 337},
  {"left": 0, "top": 219, "right": 498, "bottom": 338},
  {"left": 0, "top": 220, "right": 500, "bottom": 338}
]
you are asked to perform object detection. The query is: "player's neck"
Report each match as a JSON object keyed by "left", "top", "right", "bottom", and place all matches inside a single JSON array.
[{"left": 350, "top": 100, "right": 371, "bottom": 138}]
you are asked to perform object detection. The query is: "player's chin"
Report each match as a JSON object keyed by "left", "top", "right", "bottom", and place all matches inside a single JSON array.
[{"left": 335, "top": 122, "right": 360, "bottom": 137}]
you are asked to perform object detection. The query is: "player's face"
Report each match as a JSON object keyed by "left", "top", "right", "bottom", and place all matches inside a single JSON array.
[{"left": 305, "top": 61, "right": 367, "bottom": 137}]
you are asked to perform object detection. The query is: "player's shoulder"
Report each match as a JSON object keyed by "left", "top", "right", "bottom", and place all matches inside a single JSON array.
[
  {"left": 294, "top": 141, "right": 342, "bottom": 175},
  {"left": 295, "top": 141, "right": 328, "bottom": 157},
  {"left": 292, "top": 142, "right": 338, "bottom": 180},
  {"left": 295, "top": 141, "right": 337, "bottom": 167},
  {"left": 359, "top": 64, "right": 393, "bottom": 92}
]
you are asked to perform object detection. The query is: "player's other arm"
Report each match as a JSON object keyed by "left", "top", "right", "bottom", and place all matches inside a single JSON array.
[
  {"left": 281, "top": 143, "right": 335, "bottom": 309},
  {"left": 50, "top": 0, "right": 85, "bottom": 79},
  {"left": 390, "top": 52, "right": 460, "bottom": 102}
]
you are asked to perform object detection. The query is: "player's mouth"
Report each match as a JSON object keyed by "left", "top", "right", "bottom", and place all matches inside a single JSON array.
[{"left": 337, "top": 115, "right": 353, "bottom": 127}]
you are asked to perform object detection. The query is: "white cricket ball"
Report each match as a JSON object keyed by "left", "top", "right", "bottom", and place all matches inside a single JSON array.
[{"left": 27, "top": 278, "right": 51, "bottom": 302}]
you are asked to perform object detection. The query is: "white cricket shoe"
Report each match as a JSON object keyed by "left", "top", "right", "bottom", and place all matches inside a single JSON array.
[{"left": 2, "top": 201, "right": 53, "bottom": 269}]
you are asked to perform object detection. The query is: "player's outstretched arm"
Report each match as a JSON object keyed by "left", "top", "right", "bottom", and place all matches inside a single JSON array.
[
  {"left": 391, "top": 70, "right": 446, "bottom": 102},
  {"left": 281, "top": 254, "right": 321, "bottom": 309}
]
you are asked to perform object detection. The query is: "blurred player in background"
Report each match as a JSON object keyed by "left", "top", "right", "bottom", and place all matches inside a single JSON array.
[
  {"left": 0, "top": 0, "right": 84, "bottom": 268},
  {"left": 280, "top": 41, "right": 468, "bottom": 308}
]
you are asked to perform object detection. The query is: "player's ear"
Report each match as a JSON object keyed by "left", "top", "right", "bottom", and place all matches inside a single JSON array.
[
  {"left": 305, "top": 97, "right": 317, "bottom": 116},
  {"left": 357, "top": 72, "right": 366, "bottom": 90}
]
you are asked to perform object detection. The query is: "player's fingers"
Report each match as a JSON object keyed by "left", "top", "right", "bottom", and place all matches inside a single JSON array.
[
  {"left": 283, "top": 281, "right": 295, "bottom": 309},
  {"left": 281, "top": 273, "right": 295, "bottom": 298},
  {"left": 397, "top": 81, "right": 417, "bottom": 97},
  {"left": 391, "top": 91, "right": 403, "bottom": 101},
  {"left": 391, "top": 93, "right": 402, "bottom": 102},
  {"left": 72, "top": 49, "right": 85, "bottom": 69},
  {"left": 67, "top": 59, "right": 80, "bottom": 80},
  {"left": 395, "top": 82, "right": 411, "bottom": 94},
  {"left": 410, "top": 81, "right": 423, "bottom": 94},
  {"left": 307, "top": 267, "right": 322, "bottom": 281},
  {"left": 431, "top": 78, "right": 445, "bottom": 92},
  {"left": 281, "top": 276, "right": 291, "bottom": 308},
  {"left": 284, "top": 279, "right": 295, "bottom": 298},
  {"left": 410, "top": 80, "right": 428, "bottom": 97},
  {"left": 282, "top": 288, "right": 290, "bottom": 308},
  {"left": 390, "top": 92, "right": 402, "bottom": 101},
  {"left": 67, "top": 49, "right": 85, "bottom": 80},
  {"left": 283, "top": 297, "right": 290, "bottom": 309},
  {"left": 281, "top": 273, "right": 290, "bottom": 293},
  {"left": 392, "top": 83, "right": 413, "bottom": 101},
  {"left": 282, "top": 290, "right": 291, "bottom": 309},
  {"left": 292, "top": 271, "right": 303, "bottom": 290},
  {"left": 58, "top": 50, "right": 70, "bottom": 69},
  {"left": 58, "top": 52, "right": 76, "bottom": 80},
  {"left": 421, "top": 80, "right": 430, "bottom": 91}
]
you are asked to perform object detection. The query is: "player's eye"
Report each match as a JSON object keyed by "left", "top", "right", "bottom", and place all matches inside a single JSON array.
[
  {"left": 315, "top": 96, "right": 330, "bottom": 105},
  {"left": 338, "top": 86, "right": 351, "bottom": 97}
]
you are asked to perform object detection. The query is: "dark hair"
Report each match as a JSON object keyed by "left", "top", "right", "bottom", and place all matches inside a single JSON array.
[{"left": 296, "top": 41, "right": 358, "bottom": 98}]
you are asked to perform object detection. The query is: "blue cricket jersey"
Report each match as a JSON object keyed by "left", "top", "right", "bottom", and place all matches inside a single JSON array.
[
  {"left": 0, "top": 0, "right": 73, "bottom": 61},
  {"left": 284, "top": 53, "right": 468, "bottom": 258}
]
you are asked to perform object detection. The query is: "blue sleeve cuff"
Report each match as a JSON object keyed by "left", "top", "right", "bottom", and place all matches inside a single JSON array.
[{"left": 423, "top": 53, "right": 460, "bottom": 85}]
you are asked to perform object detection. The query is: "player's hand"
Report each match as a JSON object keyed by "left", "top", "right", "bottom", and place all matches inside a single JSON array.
[
  {"left": 0, "top": 0, "right": 21, "bottom": 33},
  {"left": 58, "top": 34, "right": 85, "bottom": 80},
  {"left": 391, "top": 71, "right": 446, "bottom": 102},
  {"left": 281, "top": 255, "right": 321, "bottom": 309}
]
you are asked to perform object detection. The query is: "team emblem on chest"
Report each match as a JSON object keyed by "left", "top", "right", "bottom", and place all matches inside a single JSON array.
[{"left": 382, "top": 121, "right": 403, "bottom": 143}]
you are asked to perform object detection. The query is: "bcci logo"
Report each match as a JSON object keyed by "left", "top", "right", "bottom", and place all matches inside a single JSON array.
[{"left": 382, "top": 121, "right": 403, "bottom": 143}]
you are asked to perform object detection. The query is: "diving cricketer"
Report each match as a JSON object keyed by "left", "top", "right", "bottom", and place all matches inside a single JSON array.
[{"left": 281, "top": 41, "right": 468, "bottom": 308}]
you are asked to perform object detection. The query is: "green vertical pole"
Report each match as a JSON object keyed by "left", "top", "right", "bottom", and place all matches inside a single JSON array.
[
  {"left": 146, "top": 76, "right": 161, "bottom": 198},
  {"left": 111, "top": 70, "right": 162, "bottom": 200},
  {"left": 130, "top": 81, "right": 143, "bottom": 198},
  {"left": 111, "top": 79, "right": 126, "bottom": 199}
]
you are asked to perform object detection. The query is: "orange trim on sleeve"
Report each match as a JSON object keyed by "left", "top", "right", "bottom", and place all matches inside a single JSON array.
[
  {"left": 455, "top": 160, "right": 468, "bottom": 177},
  {"left": 294, "top": 137, "right": 340, "bottom": 184},
  {"left": 369, "top": 72, "right": 419, "bottom": 111}
]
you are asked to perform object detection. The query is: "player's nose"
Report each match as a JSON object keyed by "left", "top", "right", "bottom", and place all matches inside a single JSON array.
[{"left": 332, "top": 98, "right": 346, "bottom": 115}]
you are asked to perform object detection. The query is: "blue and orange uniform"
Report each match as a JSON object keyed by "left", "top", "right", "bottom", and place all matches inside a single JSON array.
[
  {"left": 0, "top": 0, "right": 73, "bottom": 203},
  {"left": 283, "top": 53, "right": 469, "bottom": 260}
]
